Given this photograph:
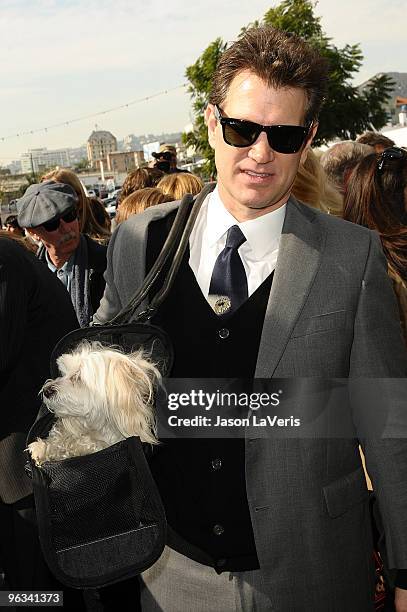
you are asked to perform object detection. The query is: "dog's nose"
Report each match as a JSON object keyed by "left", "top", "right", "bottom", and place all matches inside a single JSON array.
[{"left": 43, "top": 385, "right": 56, "bottom": 399}]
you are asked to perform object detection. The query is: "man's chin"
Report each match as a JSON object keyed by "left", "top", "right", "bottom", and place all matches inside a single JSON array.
[{"left": 238, "top": 191, "right": 287, "bottom": 213}]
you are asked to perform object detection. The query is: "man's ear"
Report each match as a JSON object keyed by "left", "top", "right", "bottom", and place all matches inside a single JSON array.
[
  {"left": 300, "top": 122, "right": 318, "bottom": 165},
  {"left": 205, "top": 104, "right": 217, "bottom": 150}
]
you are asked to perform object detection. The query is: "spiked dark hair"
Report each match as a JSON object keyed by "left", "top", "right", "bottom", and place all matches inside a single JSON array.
[{"left": 209, "top": 26, "right": 329, "bottom": 124}]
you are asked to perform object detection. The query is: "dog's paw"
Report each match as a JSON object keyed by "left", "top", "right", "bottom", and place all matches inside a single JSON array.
[{"left": 27, "top": 439, "right": 48, "bottom": 465}]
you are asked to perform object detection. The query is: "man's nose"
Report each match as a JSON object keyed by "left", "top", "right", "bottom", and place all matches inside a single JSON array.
[{"left": 248, "top": 131, "right": 275, "bottom": 164}]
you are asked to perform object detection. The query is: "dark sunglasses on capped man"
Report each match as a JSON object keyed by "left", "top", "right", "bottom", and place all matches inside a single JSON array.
[
  {"left": 214, "top": 105, "right": 312, "bottom": 154},
  {"left": 377, "top": 146, "right": 407, "bottom": 173},
  {"left": 40, "top": 207, "right": 78, "bottom": 232}
]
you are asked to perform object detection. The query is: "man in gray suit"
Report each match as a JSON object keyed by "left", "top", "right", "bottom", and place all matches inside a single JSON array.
[{"left": 95, "top": 26, "right": 407, "bottom": 611}]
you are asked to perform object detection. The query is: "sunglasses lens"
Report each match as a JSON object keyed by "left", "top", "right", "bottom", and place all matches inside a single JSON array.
[
  {"left": 41, "top": 208, "right": 76, "bottom": 232},
  {"left": 221, "top": 116, "right": 308, "bottom": 153},
  {"left": 42, "top": 218, "right": 59, "bottom": 232},
  {"left": 377, "top": 147, "right": 406, "bottom": 173},
  {"left": 62, "top": 208, "right": 77, "bottom": 223},
  {"left": 223, "top": 120, "right": 260, "bottom": 147},
  {"left": 267, "top": 126, "right": 308, "bottom": 154}
]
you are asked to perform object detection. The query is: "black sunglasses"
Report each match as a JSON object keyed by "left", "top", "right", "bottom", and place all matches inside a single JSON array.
[
  {"left": 214, "top": 105, "right": 312, "bottom": 154},
  {"left": 377, "top": 146, "right": 407, "bottom": 173},
  {"left": 40, "top": 207, "right": 77, "bottom": 232}
]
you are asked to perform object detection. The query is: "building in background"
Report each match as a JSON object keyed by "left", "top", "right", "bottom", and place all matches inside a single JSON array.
[
  {"left": 20, "top": 148, "right": 71, "bottom": 174},
  {"left": 358, "top": 72, "right": 407, "bottom": 126},
  {"left": 5, "top": 160, "right": 22, "bottom": 175},
  {"left": 87, "top": 130, "right": 117, "bottom": 169},
  {"left": 0, "top": 174, "right": 30, "bottom": 204},
  {"left": 106, "top": 150, "right": 145, "bottom": 173}
]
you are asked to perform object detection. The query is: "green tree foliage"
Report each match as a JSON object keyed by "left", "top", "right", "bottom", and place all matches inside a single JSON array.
[
  {"left": 184, "top": 0, "right": 394, "bottom": 167},
  {"left": 183, "top": 38, "right": 226, "bottom": 178},
  {"left": 263, "top": 0, "right": 323, "bottom": 39}
]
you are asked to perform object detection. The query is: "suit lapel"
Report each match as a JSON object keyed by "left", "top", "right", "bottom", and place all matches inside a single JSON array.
[{"left": 255, "top": 197, "right": 325, "bottom": 377}]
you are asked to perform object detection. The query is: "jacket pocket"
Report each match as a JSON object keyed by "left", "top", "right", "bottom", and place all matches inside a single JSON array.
[
  {"left": 291, "top": 310, "right": 347, "bottom": 339},
  {"left": 323, "top": 466, "right": 369, "bottom": 518}
]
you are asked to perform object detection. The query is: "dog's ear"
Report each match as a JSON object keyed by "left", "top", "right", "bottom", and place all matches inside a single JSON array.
[
  {"left": 107, "top": 353, "right": 159, "bottom": 445},
  {"left": 57, "top": 352, "right": 80, "bottom": 377}
]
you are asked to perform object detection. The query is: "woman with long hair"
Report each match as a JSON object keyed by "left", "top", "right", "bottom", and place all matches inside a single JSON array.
[
  {"left": 292, "top": 148, "right": 343, "bottom": 215},
  {"left": 41, "top": 168, "right": 111, "bottom": 244},
  {"left": 343, "top": 147, "right": 407, "bottom": 341}
]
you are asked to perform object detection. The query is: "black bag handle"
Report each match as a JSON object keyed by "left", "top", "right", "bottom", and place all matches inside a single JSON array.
[
  {"left": 147, "top": 184, "right": 208, "bottom": 314},
  {"left": 106, "top": 182, "right": 215, "bottom": 325}
]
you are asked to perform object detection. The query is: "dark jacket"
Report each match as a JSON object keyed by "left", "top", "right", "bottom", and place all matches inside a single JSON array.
[
  {"left": 0, "top": 238, "right": 79, "bottom": 503},
  {"left": 84, "top": 235, "right": 108, "bottom": 315}
]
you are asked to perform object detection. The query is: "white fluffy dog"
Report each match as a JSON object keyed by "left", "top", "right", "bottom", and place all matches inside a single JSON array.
[{"left": 28, "top": 341, "right": 160, "bottom": 465}]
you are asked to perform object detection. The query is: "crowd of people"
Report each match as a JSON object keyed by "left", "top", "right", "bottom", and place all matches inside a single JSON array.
[{"left": 1, "top": 22, "right": 407, "bottom": 612}]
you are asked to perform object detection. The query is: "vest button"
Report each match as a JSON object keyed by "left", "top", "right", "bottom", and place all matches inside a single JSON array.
[
  {"left": 218, "top": 328, "right": 230, "bottom": 339},
  {"left": 216, "top": 558, "right": 227, "bottom": 568},
  {"left": 213, "top": 524, "right": 225, "bottom": 536},
  {"left": 211, "top": 458, "right": 222, "bottom": 471}
]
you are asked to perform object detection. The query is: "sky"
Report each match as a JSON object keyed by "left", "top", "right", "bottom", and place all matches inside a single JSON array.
[{"left": 1, "top": 0, "right": 406, "bottom": 164}]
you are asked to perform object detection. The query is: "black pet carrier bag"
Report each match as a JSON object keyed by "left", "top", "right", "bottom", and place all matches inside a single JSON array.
[{"left": 25, "top": 185, "right": 212, "bottom": 589}]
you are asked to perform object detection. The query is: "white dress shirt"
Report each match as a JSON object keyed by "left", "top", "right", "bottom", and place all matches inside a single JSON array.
[{"left": 189, "top": 186, "right": 286, "bottom": 304}]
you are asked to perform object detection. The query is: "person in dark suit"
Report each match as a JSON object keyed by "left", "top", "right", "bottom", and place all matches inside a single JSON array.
[
  {"left": 17, "top": 181, "right": 107, "bottom": 327},
  {"left": 94, "top": 26, "right": 407, "bottom": 611},
  {"left": 0, "top": 233, "right": 79, "bottom": 593}
]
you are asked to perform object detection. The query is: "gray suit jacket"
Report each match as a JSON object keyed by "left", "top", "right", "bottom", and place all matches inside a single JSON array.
[{"left": 95, "top": 195, "right": 407, "bottom": 611}]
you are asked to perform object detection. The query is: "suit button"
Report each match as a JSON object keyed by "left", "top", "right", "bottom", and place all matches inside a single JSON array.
[
  {"left": 218, "top": 328, "right": 229, "bottom": 339},
  {"left": 213, "top": 524, "right": 224, "bottom": 536},
  {"left": 211, "top": 458, "right": 222, "bottom": 471},
  {"left": 216, "top": 558, "right": 227, "bottom": 568}
]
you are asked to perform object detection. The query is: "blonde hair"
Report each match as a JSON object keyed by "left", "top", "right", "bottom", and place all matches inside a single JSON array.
[
  {"left": 115, "top": 188, "right": 172, "bottom": 224},
  {"left": 157, "top": 173, "right": 203, "bottom": 201},
  {"left": 41, "top": 168, "right": 111, "bottom": 243},
  {"left": 292, "top": 149, "right": 343, "bottom": 216}
]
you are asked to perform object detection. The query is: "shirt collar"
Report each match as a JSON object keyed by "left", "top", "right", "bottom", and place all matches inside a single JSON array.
[
  {"left": 206, "top": 186, "right": 287, "bottom": 259},
  {"left": 45, "top": 249, "right": 74, "bottom": 274}
]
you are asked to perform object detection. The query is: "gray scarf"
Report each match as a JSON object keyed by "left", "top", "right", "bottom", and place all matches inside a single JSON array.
[{"left": 70, "top": 235, "right": 91, "bottom": 327}]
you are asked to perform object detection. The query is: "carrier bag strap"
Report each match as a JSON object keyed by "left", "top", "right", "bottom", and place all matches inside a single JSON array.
[
  {"left": 107, "top": 182, "right": 215, "bottom": 325},
  {"left": 146, "top": 183, "right": 211, "bottom": 317},
  {"left": 106, "top": 192, "right": 193, "bottom": 326}
]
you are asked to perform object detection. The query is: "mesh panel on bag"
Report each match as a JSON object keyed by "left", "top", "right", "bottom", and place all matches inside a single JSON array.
[{"left": 42, "top": 440, "right": 159, "bottom": 551}]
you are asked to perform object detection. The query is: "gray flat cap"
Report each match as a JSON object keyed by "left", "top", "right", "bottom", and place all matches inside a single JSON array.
[{"left": 17, "top": 181, "right": 78, "bottom": 228}]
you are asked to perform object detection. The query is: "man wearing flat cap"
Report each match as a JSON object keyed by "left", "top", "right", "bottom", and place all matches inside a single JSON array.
[{"left": 17, "top": 180, "right": 107, "bottom": 327}]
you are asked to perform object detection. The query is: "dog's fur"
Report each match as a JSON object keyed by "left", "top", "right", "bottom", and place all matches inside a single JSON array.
[{"left": 28, "top": 341, "right": 159, "bottom": 465}]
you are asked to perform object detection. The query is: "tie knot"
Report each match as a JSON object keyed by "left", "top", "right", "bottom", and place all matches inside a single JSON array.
[{"left": 226, "top": 225, "right": 246, "bottom": 250}]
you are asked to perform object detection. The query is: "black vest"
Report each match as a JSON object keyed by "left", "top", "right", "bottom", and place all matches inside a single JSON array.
[{"left": 147, "top": 213, "right": 273, "bottom": 572}]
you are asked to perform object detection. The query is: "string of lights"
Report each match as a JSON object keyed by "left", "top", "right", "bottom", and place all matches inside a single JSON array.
[{"left": 0, "top": 84, "right": 188, "bottom": 142}]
